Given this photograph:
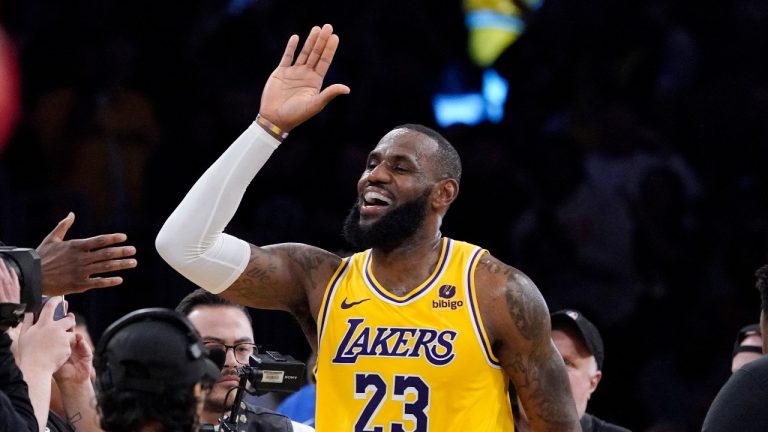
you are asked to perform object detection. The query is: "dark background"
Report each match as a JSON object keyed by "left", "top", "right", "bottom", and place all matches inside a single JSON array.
[{"left": 1, "top": 0, "right": 768, "bottom": 430}]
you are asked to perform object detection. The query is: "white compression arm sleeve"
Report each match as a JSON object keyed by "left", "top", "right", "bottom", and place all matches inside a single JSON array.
[{"left": 155, "top": 122, "right": 280, "bottom": 293}]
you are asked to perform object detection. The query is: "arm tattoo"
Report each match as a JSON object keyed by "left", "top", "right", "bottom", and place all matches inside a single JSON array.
[
  {"left": 68, "top": 412, "right": 82, "bottom": 424},
  {"left": 479, "top": 255, "right": 547, "bottom": 343},
  {"left": 283, "top": 244, "right": 325, "bottom": 274},
  {"left": 497, "top": 266, "right": 577, "bottom": 429},
  {"left": 227, "top": 247, "right": 277, "bottom": 300},
  {"left": 503, "top": 271, "right": 547, "bottom": 343},
  {"left": 227, "top": 244, "right": 331, "bottom": 304}
]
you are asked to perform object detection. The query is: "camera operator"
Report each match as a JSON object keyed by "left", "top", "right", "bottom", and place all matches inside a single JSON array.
[
  {"left": 93, "top": 307, "right": 220, "bottom": 432},
  {"left": 0, "top": 259, "right": 37, "bottom": 431},
  {"left": 176, "top": 289, "right": 313, "bottom": 431}
]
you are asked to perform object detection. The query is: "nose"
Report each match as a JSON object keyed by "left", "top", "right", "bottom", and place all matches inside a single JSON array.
[
  {"left": 223, "top": 347, "right": 238, "bottom": 367},
  {"left": 365, "top": 161, "right": 392, "bottom": 184}
]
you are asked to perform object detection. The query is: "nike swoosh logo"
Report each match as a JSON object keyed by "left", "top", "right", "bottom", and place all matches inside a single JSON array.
[{"left": 341, "top": 297, "right": 371, "bottom": 309}]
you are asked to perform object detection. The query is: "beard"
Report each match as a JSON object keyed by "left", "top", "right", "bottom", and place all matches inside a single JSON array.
[
  {"left": 203, "top": 368, "right": 238, "bottom": 414},
  {"left": 342, "top": 189, "right": 430, "bottom": 253}
]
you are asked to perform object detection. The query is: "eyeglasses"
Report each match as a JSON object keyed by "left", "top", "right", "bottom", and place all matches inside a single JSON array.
[{"left": 203, "top": 341, "right": 258, "bottom": 364}]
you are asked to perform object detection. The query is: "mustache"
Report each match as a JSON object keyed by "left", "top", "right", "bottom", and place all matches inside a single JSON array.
[{"left": 219, "top": 367, "right": 239, "bottom": 378}]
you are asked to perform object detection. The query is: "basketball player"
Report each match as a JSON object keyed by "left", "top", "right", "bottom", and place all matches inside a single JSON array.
[{"left": 156, "top": 23, "right": 580, "bottom": 431}]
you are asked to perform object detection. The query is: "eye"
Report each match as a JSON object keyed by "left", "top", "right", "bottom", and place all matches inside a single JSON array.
[
  {"left": 204, "top": 342, "right": 224, "bottom": 352},
  {"left": 236, "top": 344, "right": 254, "bottom": 354},
  {"left": 365, "top": 158, "right": 381, "bottom": 171}
]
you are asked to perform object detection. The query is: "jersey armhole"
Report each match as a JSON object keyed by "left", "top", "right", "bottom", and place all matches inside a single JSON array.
[
  {"left": 465, "top": 248, "right": 501, "bottom": 367},
  {"left": 316, "top": 257, "right": 352, "bottom": 346}
]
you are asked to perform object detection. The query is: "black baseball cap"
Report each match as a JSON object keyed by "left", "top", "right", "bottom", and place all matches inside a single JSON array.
[
  {"left": 95, "top": 308, "right": 220, "bottom": 394},
  {"left": 550, "top": 309, "right": 605, "bottom": 370},
  {"left": 732, "top": 323, "right": 762, "bottom": 359}
]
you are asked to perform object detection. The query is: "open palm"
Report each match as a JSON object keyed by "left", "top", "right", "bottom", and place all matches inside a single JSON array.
[{"left": 259, "top": 24, "right": 350, "bottom": 131}]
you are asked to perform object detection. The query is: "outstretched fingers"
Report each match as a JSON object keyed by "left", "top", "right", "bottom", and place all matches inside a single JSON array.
[
  {"left": 72, "top": 233, "right": 130, "bottom": 251},
  {"left": 315, "top": 33, "right": 340, "bottom": 78},
  {"left": 306, "top": 24, "right": 334, "bottom": 69},
  {"left": 279, "top": 34, "right": 300, "bottom": 67},
  {"left": 76, "top": 276, "right": 126, "bottom": 292},
  {"left": 295, "top": 25, "right": 321, "bottom": 66},
  {"left": 87, "top": 240, "right": 136, "bottom": 266}
]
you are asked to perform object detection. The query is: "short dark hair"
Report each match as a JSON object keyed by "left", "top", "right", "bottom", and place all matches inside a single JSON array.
[
  {"left": 396, "top": 124, "right": 462, "bottom": 184},
  {"left": 94, "top": 308, "right": 216, "bottom": 431},
  {"left": 175, "top": 288, "right": 252, "bottom": 325},
  {"left": 756, "top": 264, "right": 768, "bottom": 314},
  {"left": 98, "top": 387, "right": 199, "bottom": 432}
]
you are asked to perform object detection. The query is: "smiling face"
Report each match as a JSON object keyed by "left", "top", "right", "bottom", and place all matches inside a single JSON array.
[
  {"left": 186, "top": 305, "right": 254, "bottom": 424},
  {"left": 342, "top": 127, "right": 455, "bottom": 251}
]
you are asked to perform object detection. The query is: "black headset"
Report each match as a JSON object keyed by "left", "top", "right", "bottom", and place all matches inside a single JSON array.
[{"left": 94, "top": 307, "right": 207, "bottom": 393}]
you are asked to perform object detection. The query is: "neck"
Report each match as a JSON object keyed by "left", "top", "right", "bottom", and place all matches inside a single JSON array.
[
  {"left": 373, "top": 226, "right": 442, "bottom": 255},
  {"left": 200, "top": 409, "right": 221, "bottom": 426},
  {"left": 370, "top": 231, "right": 444, "bottom": 297},
  {"left": 138, "top": 421, "right": 165, "bottom": 432}
]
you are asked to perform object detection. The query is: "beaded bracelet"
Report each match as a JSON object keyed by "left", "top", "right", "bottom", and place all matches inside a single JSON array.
[{"left": 255, "top": 114, "right": 289, "bottom": 140}]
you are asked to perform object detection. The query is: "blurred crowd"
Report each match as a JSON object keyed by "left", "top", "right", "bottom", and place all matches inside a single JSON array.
[{"left": 1, "top": 0, "right": 768, "bottom": 430}]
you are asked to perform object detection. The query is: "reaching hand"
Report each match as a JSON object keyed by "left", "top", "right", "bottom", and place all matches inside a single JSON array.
[
  {"left": 37, "top": 212, "right": 138, "bottom": 296},
  {"left": 17, "top": 296, "right": 76, "bottom": 375},
  {"left": 0, "top": 258, "right": 20, "bottom": 304},
  {"left": 54, "top": 332, "right": 94, "bottom": 386},
  {"left": 259, "top": 23, "right": 350, "bottom": 132}
]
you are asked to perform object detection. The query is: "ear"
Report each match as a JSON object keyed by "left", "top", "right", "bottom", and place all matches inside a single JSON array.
[
  {"left": 433, "top": 178, "right": 459, "bottom": 209},
  {"left": 588, "top": 369, "right": 602, "bottom": 397}
]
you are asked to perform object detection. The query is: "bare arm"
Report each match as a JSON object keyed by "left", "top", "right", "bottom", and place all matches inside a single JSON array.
[
  {"left": 477, "top": 254, "right": 581, "bottom": 432},
  {"left": 221, "top": 243, "right": 342, "bottom": 313}
]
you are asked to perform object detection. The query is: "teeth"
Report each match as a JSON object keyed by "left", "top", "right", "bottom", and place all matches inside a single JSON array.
[{"left": 364, "top": 191, "right": 391, "bottom": 205}]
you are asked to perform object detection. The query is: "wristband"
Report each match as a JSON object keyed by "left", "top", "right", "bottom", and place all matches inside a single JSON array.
[{"left": 255, "top": 114, "right": 289, "bottom": 141}]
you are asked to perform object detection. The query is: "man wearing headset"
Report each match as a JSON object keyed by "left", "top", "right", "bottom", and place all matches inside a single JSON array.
[{"left": 93, "top": 308, "right": 219, "bottom": 432}]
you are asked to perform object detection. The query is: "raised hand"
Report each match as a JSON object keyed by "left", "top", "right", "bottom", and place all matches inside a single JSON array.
[
  {"left": 259, "top": 23, "right": 350, "bottom": 132},
  {"left": 37, "top": 212, "right": 138, "bottom": 296}
]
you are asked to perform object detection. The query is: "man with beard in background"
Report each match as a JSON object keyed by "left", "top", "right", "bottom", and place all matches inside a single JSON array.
[
  {"left": 176, "top": 288, "right": 313, "bottom": 431},
  {"left": 156, "top": 24, "right": 580, "bottom": 431}
]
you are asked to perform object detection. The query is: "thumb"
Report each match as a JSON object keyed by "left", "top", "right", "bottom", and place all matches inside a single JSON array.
[
  {"left": 314, "top": 84, "right": 350, "bottom": 112},
  {"left": 41, "top": 212, "right": 75, "bottom": 244}
]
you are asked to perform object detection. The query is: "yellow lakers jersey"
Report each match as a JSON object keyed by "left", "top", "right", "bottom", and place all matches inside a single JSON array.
[{"left": 315, "top": 237, "right": 515, "bottom": 431}]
